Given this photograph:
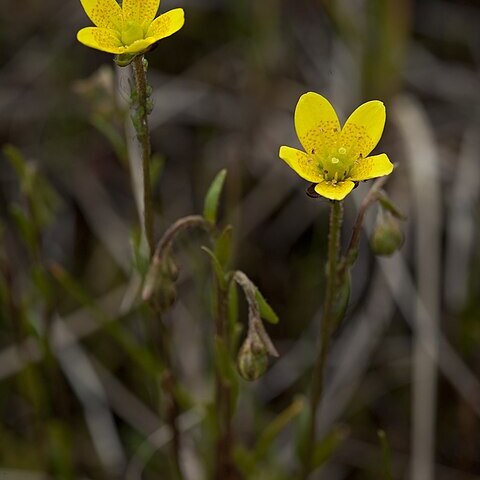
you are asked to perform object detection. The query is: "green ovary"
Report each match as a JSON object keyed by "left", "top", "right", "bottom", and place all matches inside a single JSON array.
[
  {"left": 319, "top": 146, "right": 353, "bottom": 183},
  {"left": 121, "top": 22, "right": 145, "bottom": 46}
]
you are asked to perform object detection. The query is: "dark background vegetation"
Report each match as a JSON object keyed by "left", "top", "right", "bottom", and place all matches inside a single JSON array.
[{"left": 0, "top": 0, "right": 479, "bottom": 478}]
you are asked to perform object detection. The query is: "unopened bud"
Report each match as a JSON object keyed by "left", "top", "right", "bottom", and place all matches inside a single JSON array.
[
  {"left": 370, "top": 212, "right": 404, "bottom": 256},
  {"left": 237, "top": 330, "right": 268, "bottom": 381}
]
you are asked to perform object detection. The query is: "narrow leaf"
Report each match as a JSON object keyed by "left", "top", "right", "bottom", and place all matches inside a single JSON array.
[
  {"left": 9, "top": 204, "right": 36, "bottom": 253},
  {"left": 254, "top": 397, "right": 305, "bottom": 462},
  {"left": 312, "top": 425, "right": 349, "bottom": 467},
  {"left": 201, "top": 246, "right": 226, "bottom": 289},
  {"left": 378, "top": 430, "right": 393, "bottom": 480},
  {"left": 214, "top": 224, "right": 233, "bottom": 269},
  {"left": 203, "top": 169, "right": 227, "bottom": 225},
  {"left": 255, "top": 288, "right": 280, "bottom": 324}
]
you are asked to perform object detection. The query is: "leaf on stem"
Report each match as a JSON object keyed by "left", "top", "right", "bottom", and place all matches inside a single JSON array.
[
  {"left": 253, "top": 396, "right": 305, "bottom": 462},
  {"left": 203, "top": 169, "right": 227, "bottom": 226},
  {"left": 378, "top": 429, "right": 394, "bottom": 480},
  {"left": 201, "top": 246, "right": 226, "bottom": 290},
  {"left": 214, "top": 224, "right": 233, "bottom": 270},
  {"left": 255, "top": 288, "right": 280, "bottom": 325}
]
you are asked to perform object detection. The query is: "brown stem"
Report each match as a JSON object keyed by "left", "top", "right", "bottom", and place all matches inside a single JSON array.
[{"left": 142, "top": 215, "right": 211, "bottom": 301}]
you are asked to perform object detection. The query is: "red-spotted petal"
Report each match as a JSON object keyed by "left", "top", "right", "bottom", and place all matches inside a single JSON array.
[
  {"left": 79, "top": 0, "right": 123, "bottom": 30},
  {"left": 294, "top": 92, "right": 341, "bottom": 157},
  {"left": 314, "top": 180, "right": 355, "bottom": 200},
  {"left": 349, "top": 153, "right": 393, "bottom": 181},
  {"left": 279, "top": 146, "right": 323, "bottom": 182}
]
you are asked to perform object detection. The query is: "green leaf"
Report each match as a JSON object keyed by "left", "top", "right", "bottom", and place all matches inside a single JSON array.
[
  {"left": 227, "top": 278, "right": 241, "bottom": 351},
  {"left": 114, "top": 52, "right": 137, "bottom": 67},
  {"left": 255, "top": 288, "right": 279, "bottom": 324},
  {"left": 214, "top": 224, "right": 233, "bottom": 269},
  {"left": 201, "top": 246, "right": 226, "bottom": 289},
  {"left": 232, "top": 445, "right": 257, "bottom": 477},
  {"left": 9, "top": 204, "right": 36, "bottom": 253},
  {"left": 3, "top": 144, "right": 28, "bottom": 179},
  {"left": 254, "top": 397, "right": 305, "bottom": 462},
  {"left": 378, "top": 192, "right": 407, "bottom": 220},
  {"left": 378, "top": 430, "right": 393, "bottom": 480},
  {"left": 203, "top": 169, "right": 227, "bottom": 226},
  {"left": 90, "top": 113, "right": 127, "bottom": 165},
  {"left": 4, "top": 145, "right": 61, "bottom": 229},
  {"left": 130, "top": 228, "right": 149, "bottom": 276},
  {"left": 312, "top": 425, "right": 349, "bottom": 468},
  {"left": 47, "top": 421, "right": 75, "bottom": 480}
]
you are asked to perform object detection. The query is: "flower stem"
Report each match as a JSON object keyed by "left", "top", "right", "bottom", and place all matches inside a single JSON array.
[
  {"left": 300, "top": 200, "right": 343, "bottom": 478},
  {"left": 132, "top": 54, "right": 154, "bottom": 255},
  {"left": 213, "top": 276, "right": 237, "bottom": 480},
  {"left": 338, "top": 175, "right": 389, "bottom": 278}
]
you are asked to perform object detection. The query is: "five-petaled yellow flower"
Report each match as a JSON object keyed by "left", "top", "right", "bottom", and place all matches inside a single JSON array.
[
  {"left": 279, "top": 92, "right": 393, "bottom": 201},
  {"left": 77, "top": 0, "right": 184, "bottom": 57}
]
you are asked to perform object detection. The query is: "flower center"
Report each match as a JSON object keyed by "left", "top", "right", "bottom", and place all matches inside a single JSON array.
[
  {"left": 120, "top": 21, "right": 145, "bottom": 46},
  {"left": 320, "top": 147, "right": 352, "bottom": 184}
]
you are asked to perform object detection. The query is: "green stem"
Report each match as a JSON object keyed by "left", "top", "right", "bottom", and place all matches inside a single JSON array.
[
  {"left": 214, "top": 277, "right": 236, "bottom": 480},
  {"left": 300, "top": 200, "right": 343, "bottom": 478},
  {"left": 338, "top": 175, "right": 389, "bottom": 278},
  {"left": 132, "top": 55, "right": 154, "bottom": 255}
]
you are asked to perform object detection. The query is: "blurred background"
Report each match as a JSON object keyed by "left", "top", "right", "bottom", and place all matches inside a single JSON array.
[{"left": 0, "top": 0, "right": 479, "bottom": 478}]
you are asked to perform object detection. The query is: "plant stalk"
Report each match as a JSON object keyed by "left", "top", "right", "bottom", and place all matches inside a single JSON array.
[
  {"left": 300, "top": 200, "right": 343, "bottom": 478},
  {"left": 132, "top": 54, "right": 154, "bottom": 254},
  {"left": 214, "top": 277, "right": 236, "bottom": 480}
]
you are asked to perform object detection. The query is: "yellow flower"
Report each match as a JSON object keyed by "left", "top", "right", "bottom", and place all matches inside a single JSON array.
[
  {"left": 77, "top": 0, "right": 184, "bottom": 57},
  {"left": 279, "top": 92, "right": 393, "bottom": 201}
]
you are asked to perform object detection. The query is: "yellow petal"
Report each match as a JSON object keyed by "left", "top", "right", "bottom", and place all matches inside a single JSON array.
[
  {"left": 314, "top": 180, "right": 355, "bottom": 201},
  {"left": 340, "top": 100, "right": 386, "bottom": 160},
  {"left": 122, "top": 38, "right": 154, "bottom": 54},
  {"left": 146, "top": 8, "right": 185, "bottom": 38},
  {"left": 279, "top": 146, "right": 323, "bottom": 183},
  {"left": 294, "top": 92, "right": 341, "bottom": 157},
  {"left": 79, "top": 0, "right": 123, "bottom": 30},
  {"left": 349, "top": 153, "right": 393, "bottom": 181},
  {"left": 122, "top": 0, "right": 160, "bottom": 27},
  {"left": 77, "top": 27, "right": 124, "bottom": 53}
]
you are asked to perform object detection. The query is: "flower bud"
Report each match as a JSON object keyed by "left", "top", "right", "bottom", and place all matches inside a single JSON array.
[
  {"left": 237, "top": 330, "right": 269, "bottom": 381},
  {"left": 370, "top": 212, "right": 404, "bottom": 256}
]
